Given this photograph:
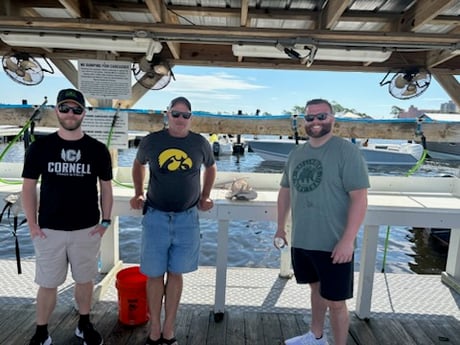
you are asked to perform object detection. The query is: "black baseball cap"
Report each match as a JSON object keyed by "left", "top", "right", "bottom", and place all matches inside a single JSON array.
[
  {"left": 169, "top": 96, "right": 191, "bottom": 111},
  {"left": 56, "top": 88, "right": 85, "bottom": 108}
]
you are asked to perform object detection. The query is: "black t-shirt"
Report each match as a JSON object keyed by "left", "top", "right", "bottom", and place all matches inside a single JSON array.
[{"left": 22, "top": 132, "right": 113, "bottom": 230}]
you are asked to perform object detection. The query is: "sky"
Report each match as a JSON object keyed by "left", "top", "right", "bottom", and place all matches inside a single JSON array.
[{"left": 0, "top": 62, "right": 454, "bottom": 119}]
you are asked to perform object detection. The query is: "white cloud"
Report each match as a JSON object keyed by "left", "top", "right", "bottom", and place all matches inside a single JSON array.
[{"left": 167, "top": 73, "right": 267, "bottom": 92}]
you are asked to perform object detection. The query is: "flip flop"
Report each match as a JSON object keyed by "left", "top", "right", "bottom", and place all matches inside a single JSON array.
[
  {"left": 145, "top": 336, "right": 164, "bottom": 345},
  {"left": 163, "top": 337, "right": 178, "bottom": 345}
]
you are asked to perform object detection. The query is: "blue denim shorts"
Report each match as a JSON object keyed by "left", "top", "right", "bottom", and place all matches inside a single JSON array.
[{"left": 140, "top": 206, "right": 200, "bottom": 277}]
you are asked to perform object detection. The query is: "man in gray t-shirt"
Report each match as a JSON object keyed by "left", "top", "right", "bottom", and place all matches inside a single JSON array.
[{"left": 276, "top": 99, "right": 369, "bottom": 345}]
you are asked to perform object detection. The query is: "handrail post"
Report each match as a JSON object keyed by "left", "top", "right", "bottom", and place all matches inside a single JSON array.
[{"left": 279, "top": 214, "right": 292, "bottom": 278}]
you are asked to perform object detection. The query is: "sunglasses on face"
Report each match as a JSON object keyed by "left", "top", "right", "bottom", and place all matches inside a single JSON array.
[
  {"left": 58, "top": 104, "right": 84, "bottom": 115},
  {"left": 170, "top": 110, "right": 192, "bottom": 119},
  {"left": 304, "top": 112, "right": 329, "bottom": 122}
]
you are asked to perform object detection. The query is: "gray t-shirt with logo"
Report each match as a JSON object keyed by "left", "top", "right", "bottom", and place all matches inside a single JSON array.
[
  {"left": 280, "top": 136, "right": 370, "bottom": 252},
  {"left": 136, "top": 129, "right": 215, "bottom": 212}
]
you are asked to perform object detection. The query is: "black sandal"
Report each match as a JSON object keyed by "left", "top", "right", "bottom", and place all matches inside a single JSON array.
[
  {"left": 145, "top": 336, "right": 164, "bottom": 345},
  {"left": 163, "top": 337, "right": 178, "bottom": 345}
]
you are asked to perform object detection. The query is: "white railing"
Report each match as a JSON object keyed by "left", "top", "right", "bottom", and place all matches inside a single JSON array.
[{"left": 0, "top": 165, "right": 459, "bottom": 320}]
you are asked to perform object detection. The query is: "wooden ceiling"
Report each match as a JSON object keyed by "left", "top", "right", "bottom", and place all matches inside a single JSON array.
[{"left": 1, "top": 0, "right": 460, "bottom": 107}]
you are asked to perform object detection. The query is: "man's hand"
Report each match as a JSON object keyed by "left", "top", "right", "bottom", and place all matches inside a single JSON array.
[
  {"left": 130, "top": 194, "right": 145, "bottom": 210},
  {"left": 198, "top": 197, "right": 214, "bottom": 211}
]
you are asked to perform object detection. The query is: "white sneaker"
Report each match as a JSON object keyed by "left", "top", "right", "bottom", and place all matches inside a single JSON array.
[{"left": 285, "top": 331, "right": 328, "bottom": 345}]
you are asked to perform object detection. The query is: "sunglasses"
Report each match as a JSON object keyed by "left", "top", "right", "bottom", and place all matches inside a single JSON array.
[
  {"left": 170, "top": 110, "right": 192, "bottom": 119},
  {"left": 304, "top": 112, "right": 329, "bottom": 122},
  {"left": 58, "top": 104, "right": 84, "bottom": 115}
]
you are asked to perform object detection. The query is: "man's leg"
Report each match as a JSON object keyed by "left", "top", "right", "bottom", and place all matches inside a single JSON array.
[
  {"left": 162, "top": 272, "right": 183, "bottom": 340},
  {"left": 74, "top": 281, "right": 93, "bottom": 315},
  {"left": 309, "top": 282, "right": 328, "bottom": 338},
  {"left": 328, "top": 300, "right": 349, "bottom": 345},
  {"left": 147, "top": 275, "right": 165, "bottom": 341},
  {"left": 36, "top": 286, "right": 58, "bottom": 325}
]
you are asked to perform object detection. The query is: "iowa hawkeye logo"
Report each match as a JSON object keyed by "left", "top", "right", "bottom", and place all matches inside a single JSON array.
[{"left": 158, "top": 149, "right": 193, "bottom": 171}]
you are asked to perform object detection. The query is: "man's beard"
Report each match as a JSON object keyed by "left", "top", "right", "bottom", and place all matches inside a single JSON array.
[
  {"left": 58, "top": 118, "right": 82, "bottom": 131},
  {"left": 306, "top": 123, "right": 332, "bottom": 138}
]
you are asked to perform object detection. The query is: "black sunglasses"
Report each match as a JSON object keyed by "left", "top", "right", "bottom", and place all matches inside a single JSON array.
[
  {"left": 304, "top": 113, "right": 329, "bottom": 122},
  {"left": 58, "top": 104, "right": 84, "bottom": 115},
  {"left": 170, "top": 110, "right": 192, "bottom": 119}
]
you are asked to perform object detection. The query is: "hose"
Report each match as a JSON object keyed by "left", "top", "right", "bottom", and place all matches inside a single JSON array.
[{"left": 381, "top": 137, "right": 428, "bottom": 273}]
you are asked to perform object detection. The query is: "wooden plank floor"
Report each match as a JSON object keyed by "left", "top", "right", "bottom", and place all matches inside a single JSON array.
[{"left": 3, "top": 302, "right": 460, "bottom": 345}]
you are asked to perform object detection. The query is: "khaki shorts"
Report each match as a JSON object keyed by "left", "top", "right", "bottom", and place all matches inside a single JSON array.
[{"left": 33, "top": 226, "right": 101, "bottom": 288}]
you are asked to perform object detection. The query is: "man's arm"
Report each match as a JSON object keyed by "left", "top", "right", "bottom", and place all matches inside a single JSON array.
[
  {"left": 198, "top": 163, "right": 217, "bottom": 211},
  {"left": 130, "top": 158, "right": 146, "bottom": 210},
  {"left": 21, "top": 178, "right": 43, "bottom": 238},
  {"left": 332, "top": 188, "right": 368, "bottom": 264},
  {"left": 99, "top": 179, "right": 113, "bottom": 220},
  {"left": 275, "top": 186, "right": 291, "bottom": 243},
  {"left": 201, "top": 163, "right": 217, "bottom": 198}
]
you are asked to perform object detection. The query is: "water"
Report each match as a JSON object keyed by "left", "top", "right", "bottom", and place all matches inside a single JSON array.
[{"left": 0, "top": 143, "right": 458, "bottom": 274}]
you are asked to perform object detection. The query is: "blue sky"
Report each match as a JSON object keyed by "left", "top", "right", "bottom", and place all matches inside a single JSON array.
[{"left": 0, "top": 63, "right": 453, "bottom": 119}]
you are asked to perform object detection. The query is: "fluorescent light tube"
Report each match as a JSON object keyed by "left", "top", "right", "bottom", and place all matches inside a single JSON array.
[
  {"left": 232, "top": 44, "right": 391, "bottom": 62},
  {"left": 0, "top": 33, "right": 162, "bottom": 54}
]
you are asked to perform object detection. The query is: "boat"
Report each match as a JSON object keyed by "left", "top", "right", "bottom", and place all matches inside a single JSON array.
[
  {"left": 418, "top": 114, "right": 460, "bottom": 161},
  {"left": 208, "top": 134, "right": 234, "bottom": 156},
  {"left": 246, "top": 138, "right": 424, "bottom": 166}
]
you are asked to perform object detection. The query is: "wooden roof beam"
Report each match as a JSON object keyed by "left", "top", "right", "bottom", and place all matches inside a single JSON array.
[
  {"left": 59, "top": 0, "right": 112, "bottom": 20},
  {"left": 2, "top": 18, "right": 459, "bottom": 46},
  {"left": 427, "top": 49, "right": 460, "bottom": 68},
  {"left": 400, "top": 0, "right": 454, "bottom": 32},
  {"left": 144, "top": 0, "right": 181, "bottom": 60},
  {"left": 432, "top": 72, "right": 460, "bottom": 109},
  {"left": 241, "top": 0, "right": 249, "bottom": 27},
  {"left": 321, "top": 0, "right": 352, "bottom": 29}
]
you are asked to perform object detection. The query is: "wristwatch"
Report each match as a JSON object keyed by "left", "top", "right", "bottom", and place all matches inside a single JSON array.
[{"left": 100, "top": 219, "right": 112, "bottom": 227}]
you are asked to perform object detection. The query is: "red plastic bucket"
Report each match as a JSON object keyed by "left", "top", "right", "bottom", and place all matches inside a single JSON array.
[{"left": 115, "top": 266, "right": 149, "bottom": 325}]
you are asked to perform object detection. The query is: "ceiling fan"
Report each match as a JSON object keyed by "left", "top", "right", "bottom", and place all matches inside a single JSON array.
[
  {"left": 380, "top": 67, "right": 431, "bottom": 100},
  {"left": 2, "top": 52, "right": 54, "bottom": 86},
  {"left": 132, "top": 55, "right": 175, "bottom": 90}
]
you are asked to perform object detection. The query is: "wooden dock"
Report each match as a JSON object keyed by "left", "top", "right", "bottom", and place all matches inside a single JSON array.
[
  {"left": 1, "top": 260, "right": 459, "bottom": 345},
  {"left": 3, "top": 303, "right": 460, "bottom": 345}
]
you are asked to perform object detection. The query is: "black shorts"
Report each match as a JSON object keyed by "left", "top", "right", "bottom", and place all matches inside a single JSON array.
[{"left": 291, "top": 247, "right": 354, "bottom": 301}]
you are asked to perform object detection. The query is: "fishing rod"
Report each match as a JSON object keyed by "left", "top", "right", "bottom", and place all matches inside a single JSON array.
[
  {"left": 0, "top": 97, "right": 47, "bottom": 162},
  {"left": 105, "top": 105, "right": 136, "bottom": 189},
  {"left": 0, "top": 97, "right": 48, "bottom": 185}
]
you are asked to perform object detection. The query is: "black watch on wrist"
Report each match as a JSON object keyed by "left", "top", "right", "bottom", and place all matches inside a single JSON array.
[{"left": 100, "top": 219, "right": 111, "bottom": 227}]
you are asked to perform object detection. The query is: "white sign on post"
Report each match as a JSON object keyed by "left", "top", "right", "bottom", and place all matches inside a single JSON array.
[
  {"left": 82, "top": 109, "right": 129, "bottom": 149},
  {"left": 78, "top": 60, "right": 132, "bottom": 100}
]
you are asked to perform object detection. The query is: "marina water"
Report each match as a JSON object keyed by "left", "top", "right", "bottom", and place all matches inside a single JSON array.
[{"left": 0, "top": 142, "right": 458, "bottom": 275}]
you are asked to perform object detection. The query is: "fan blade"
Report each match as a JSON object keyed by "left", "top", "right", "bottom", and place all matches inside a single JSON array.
[
  {"left": 394, "top": 75, "right": 408, "bottom": 89},
  {"left": 154, "top": 63, "right": 169, "bottom": 75},
  {"left": 402, "top": 84, "right": 417, "bottom": 96},
  {"left": 414, "top": 71, "right": 428, "bottom": 81},
  {"left": 23, "top": 72, "right": 33, "bottom": 82},
  {"left": 15, "top": 68, "right": 26, "bottom": 77},
  {"left": 5, "top": 58, "right": 19, "bottom": 73},
  {"left": 20, "top": 60, "right": 39, "bottom": 70}
]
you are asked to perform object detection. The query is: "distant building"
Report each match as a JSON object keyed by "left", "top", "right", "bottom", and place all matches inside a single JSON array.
[
  {"left": 397, "top": 105, "right": 427, "bottom": 118},
  {"left": 440, "top": 100, "right": 457, "bottom": 113}
]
